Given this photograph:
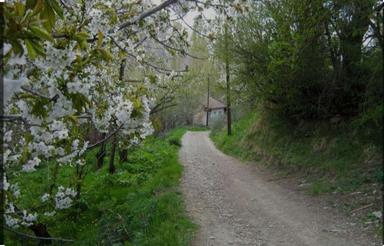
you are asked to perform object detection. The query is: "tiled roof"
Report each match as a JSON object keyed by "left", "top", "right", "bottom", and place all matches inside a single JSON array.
[{"left": 206, "top": 97, "right": 226, "bottom": 109}]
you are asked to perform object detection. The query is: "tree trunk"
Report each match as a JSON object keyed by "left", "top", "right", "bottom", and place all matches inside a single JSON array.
[
  {"left": 109, "top": 134, "right": 117, "bottom": 174},
  {"left": 119, "top": 148, "right": 128, "bottom": 162},
  {"left": 96, "top": 133, "right": 106, "bottom": 170},
  {"left": 29, "top": 223, "right": 51, "bottom": 245},
  {"left": 206, "top": 77, "right": 210, "bottom": 127},
  {"left": 120, "top": 58, "right": 126, "bottom": 81}
]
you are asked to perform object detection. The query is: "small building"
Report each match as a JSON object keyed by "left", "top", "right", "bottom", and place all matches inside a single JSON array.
[{"left": 193, "top": 97, "right": 227, "bottom": 126}]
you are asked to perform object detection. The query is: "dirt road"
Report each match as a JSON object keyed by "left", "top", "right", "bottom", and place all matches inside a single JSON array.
[{"left": 180, "top": 131, "right": 378, "bottom": 246}]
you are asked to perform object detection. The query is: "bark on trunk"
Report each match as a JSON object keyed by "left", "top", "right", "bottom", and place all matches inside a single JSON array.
[
  {"left": 109, "top": 134, "right": 117, "bottom": 174},
  {"left": 96, "top": 133, "right": 106, "bottom": 170},
  {"left": 119, "top": 148, "right": 128, "bottom": 162},
  {"left": 29, "top": 223, "right": 51, "bottom": 245}
]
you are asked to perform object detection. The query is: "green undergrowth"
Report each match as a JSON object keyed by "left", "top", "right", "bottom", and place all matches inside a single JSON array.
[
  {"left": 6, "top": 128, "right": 195, "bottom": 245},
  {"left": 185, "top": 126, "right": 209, "bottom": 131},
  {"left": 211, "top": 111, "right": 382, "bottom": 195}
]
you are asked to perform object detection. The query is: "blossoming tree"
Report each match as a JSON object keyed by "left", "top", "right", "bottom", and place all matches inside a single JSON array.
[{"left": 2, "top": 0, "right": 248, "bottom": 239}]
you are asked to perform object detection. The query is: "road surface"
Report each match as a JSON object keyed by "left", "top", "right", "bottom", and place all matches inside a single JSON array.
[{"left": 180, "top": 131, "right": 377, "bottom": 246}]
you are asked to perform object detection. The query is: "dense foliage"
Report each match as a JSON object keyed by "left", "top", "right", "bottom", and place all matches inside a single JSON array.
[
  {"left": 210, "top": 2, "right": 383, "bottom": 233},
  {"left": 219, "top": 0, "right": 383, "bottom": 122},
  {"left": 210, "top": 1, "right": 383, "bottom": 233}
]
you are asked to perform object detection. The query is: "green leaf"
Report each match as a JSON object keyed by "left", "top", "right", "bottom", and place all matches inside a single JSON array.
[
  {"left": 74, "top": 32, "right": 90, "bottom": 49},
  {"left": 75, "top": 32, "right": 89, "bottom": 40},
  {"left": 98, "top": 48, "right": 113, "bottom": 61},
  {"left": 26, "top": 0, "right": 37, "bottom": 10},
  {"left": 15, "top": 2, "right": 26, "bottom": 16},
  {"left": 133, "top": 98, "right": 142, "bottom": 110},
  {"left": 30, "top": 26, "right": 53, "bottom": 41},
  {"left": 40, "top": 1, "right": 56, "bottom": 30},
  {"left": 148, "top": 75, "right": 157, "bottom": 84},
  {"left": 25, "top": 39, "right": 45, "bottom": 59},
  {"left": 69, "top": 93, "right": 90, "bottom": 111},
  {"left": 25, "top": 39, "right": 37, "bottom": 59},
  {"left": 9, "top": 40, "right": 24, "bottom": 56},
  {"left": 31, "top": 40, "right": 45, "bottom": 56},
  {"left": 31, "top": 97, "right": 49, "bottom": 118},
  {"left": 97, "top": 31, "right": 104, "bottom": 48},
  {"left": 46, "top": 0, "right": 63, "bottom": 18},
  {"left": 21, "top": 9, "right": 36, "bottom": 24},
  {"left": 30, "top": 0, "right": 44, "bottom": 13},
  {"left": 67, "top": 115, "right": 79, "bottom": 125}
]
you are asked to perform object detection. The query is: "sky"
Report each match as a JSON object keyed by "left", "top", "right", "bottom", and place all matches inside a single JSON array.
[{"left": 151, "top": 0, "right": 216, "bottom": 36}]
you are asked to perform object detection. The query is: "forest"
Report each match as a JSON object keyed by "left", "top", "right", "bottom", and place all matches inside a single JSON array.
[{"left": 2, "top": 0, "right": 383, "bottom": 245}]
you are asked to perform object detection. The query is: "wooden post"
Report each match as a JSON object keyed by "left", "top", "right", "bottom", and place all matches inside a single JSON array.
[
  {"left": 225, "top": 23, "right": 232, "bottom": 135},
  {"left": 206, "top": 76, "right": 210, "bottom": 127}
]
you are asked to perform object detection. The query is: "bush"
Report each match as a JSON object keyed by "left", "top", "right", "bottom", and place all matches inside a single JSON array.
[{"left": 169, "top": 138, "right": 182, "bottom": 147}]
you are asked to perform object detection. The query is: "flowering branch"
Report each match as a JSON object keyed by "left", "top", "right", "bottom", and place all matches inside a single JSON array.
[
  {"left": 118, "top": 0, "right": 179, "bottom": 30},
  {"left": 87, "top": 124, "right": 124, "bottom": 150}
]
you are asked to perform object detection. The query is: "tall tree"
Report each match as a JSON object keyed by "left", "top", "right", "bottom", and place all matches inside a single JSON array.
[{"left": 214, "top": 21, "right": 234, "bottom": 133}]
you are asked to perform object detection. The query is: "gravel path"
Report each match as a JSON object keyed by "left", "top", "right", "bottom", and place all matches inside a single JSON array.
[{"left": 180, "top": 131, "right": 378, "bottom": 246}]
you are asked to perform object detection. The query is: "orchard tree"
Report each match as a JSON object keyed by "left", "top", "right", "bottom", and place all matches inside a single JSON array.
[{"left": 2, "top": 0, "right": 248, "bottom": 239}]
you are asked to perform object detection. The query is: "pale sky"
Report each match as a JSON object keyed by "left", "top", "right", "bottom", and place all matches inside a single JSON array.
[{"left": 152, "top": 0, "right": 216, "bottom": 37}]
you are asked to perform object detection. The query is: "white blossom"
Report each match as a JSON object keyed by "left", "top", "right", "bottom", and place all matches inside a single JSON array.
[
  {"left": 22, "top": 157, "right": 41, "bottom": 172},
  {"left": 44, "top": 211, "right": 56, "bottom": 217},
  {"left": 4, "top": 130, "right": 13, "bottom": 142},
  {"left": 5, "top": 215, "right": 19, "bottom": 228},
  {"left": 41, "top": 193, "right": 50, "bottom": 202},
  {"left": 55, "top": 186, "right": 77, "bottom": 210},
  {"left": 3, "top": 176, "right": 10, "bottom": 191},
  {"left": 3, "top": 0, "right": 235, "bottom": 230}
]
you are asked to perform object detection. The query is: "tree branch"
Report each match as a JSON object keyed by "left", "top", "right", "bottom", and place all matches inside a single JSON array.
[
  {"left": 4, "top": 226, "right": 74, "bottom": 243},
  {"left": 178, "top": 14, "right": 212, "bottom": 39},
  {"left": 150, "top": 34, "right": 208, "bottom": 60},
  {"left": 87, "top": 124, "right": 124, "bottom": 150},
  {"left": 118, "top": 0, "right": 179, "bottom": 31},
  {"left": 150, "top": 103, "right": 177, "bottom": 115}
]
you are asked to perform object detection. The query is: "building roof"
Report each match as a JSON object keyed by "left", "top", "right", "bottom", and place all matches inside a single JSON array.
[{"left": 206, "top": 97, "right": 226, "bottom": 110}]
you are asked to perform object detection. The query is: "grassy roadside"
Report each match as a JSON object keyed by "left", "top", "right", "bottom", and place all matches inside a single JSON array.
[
  {"left": 185, "top": 126, "right": 209, "bottom": 132},
  {"left": 210, "top": 111, "right": 382, "bottom": 232},
  {"left": 6, "top": 128, "right": 195, "bottom": 245}
]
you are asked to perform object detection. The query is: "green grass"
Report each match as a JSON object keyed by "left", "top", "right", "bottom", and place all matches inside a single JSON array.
[
  {"left": 308, "top": 180, "right": 335, "bottom": 196},
  {"left": 211, "top": 111, "right": 382, "bottom": 194},
  {"left": 185, "top": 126, "right": 209, "bottom": 131},
  {"left": 210, "top": 113, "right": 259, "bottom": 160},
  {"left": 5, "top": 128, "right": 195, "bottom": 245}
]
